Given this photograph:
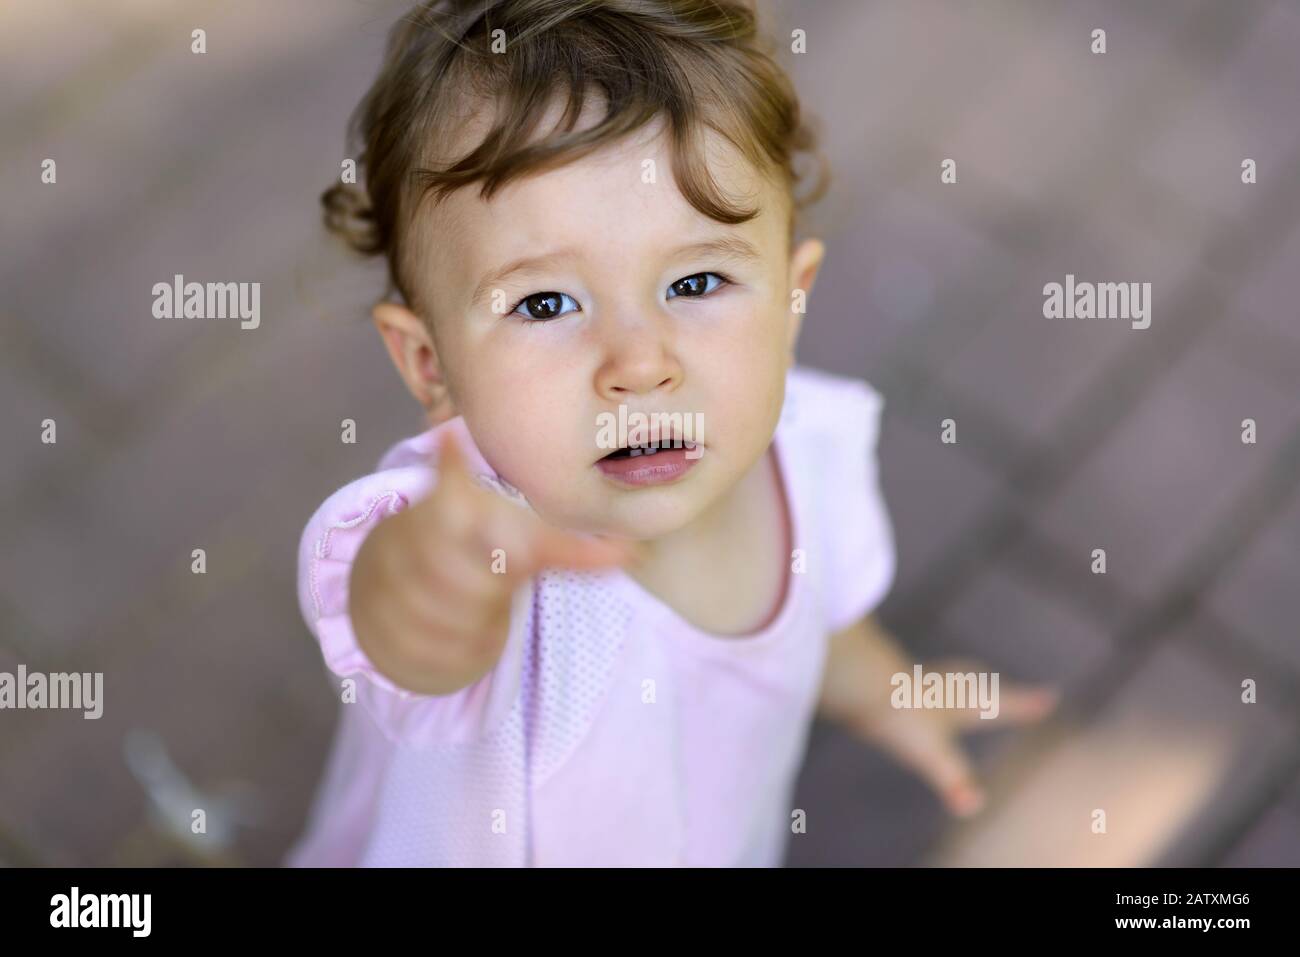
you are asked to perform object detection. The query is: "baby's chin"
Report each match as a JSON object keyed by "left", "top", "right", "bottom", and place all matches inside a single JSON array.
[
  {"left": 530, "top": 481, "right": 718, "bottom": 543},
  {"left": 598, "top": 503, "right": 706, "bottom": 542}
]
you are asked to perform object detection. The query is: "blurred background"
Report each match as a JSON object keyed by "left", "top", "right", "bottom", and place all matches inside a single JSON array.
[{"left": 0, "top": 0, "right": 1297, "bottom": 866}]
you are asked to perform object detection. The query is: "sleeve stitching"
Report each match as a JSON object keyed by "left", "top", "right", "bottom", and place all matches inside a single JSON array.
[{"left": 307, "top": 489, "right": 411, "bottom": 623}]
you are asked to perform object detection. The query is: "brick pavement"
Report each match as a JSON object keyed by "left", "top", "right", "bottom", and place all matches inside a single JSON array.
[{"left": 1, "top": 0, "right": 1296, "bottom": 867}]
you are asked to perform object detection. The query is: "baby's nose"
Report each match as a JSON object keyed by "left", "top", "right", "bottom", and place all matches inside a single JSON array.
[{"left": 593, "top": 320, "right": 683, "bottom": 398}]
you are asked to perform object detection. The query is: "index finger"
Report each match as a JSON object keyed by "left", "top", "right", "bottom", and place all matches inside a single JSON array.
[{"left": 402, "top": 427, "right": 494, "bottom": 537}]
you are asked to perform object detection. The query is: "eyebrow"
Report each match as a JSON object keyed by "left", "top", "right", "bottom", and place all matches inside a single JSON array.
[{"left": 469, "top": 235, "right": 763, "bottom": 307}]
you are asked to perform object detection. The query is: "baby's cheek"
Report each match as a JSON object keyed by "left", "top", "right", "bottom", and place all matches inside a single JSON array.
[
  {"left": 480, "top": 433, "right": 568, "bottom": 505},
  {"left": 718, "top": 308, "right": 785, "bottom": 365}
]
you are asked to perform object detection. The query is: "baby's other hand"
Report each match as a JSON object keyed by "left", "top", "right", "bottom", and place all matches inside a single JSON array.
[{"left": 854, "top": 656, "right": 1058, "bottom": 818}]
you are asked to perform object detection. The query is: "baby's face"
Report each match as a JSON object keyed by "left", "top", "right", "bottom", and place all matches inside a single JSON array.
[{"left": 409, "top": 110, "right": 819, "bottom": 542}]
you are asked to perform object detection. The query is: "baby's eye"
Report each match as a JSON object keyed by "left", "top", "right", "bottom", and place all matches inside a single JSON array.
[
  {"left": 511, "top": 291, "right": 580, "bottom": 321},
  {"left": 667, "top": 272, "right": 728, "bottom": 298},
  {"left": 508, "top": 272, "right": 730, "bottom": 322}
]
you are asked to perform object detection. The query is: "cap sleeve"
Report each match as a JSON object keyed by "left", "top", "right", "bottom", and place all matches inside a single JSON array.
[
  {"left": 297, "top": 461, "right": 529, "bottom": 750},
  {"left": 814, "top": 375, "right": 897, "bottom": 632}
]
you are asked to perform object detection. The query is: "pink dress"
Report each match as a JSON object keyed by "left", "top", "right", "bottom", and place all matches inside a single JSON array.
[{"left": 286, "top": 365, "right": 896, "bottom": 866}]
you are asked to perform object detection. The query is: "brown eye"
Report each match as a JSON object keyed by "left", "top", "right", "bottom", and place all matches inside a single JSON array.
[
  {"left": 511, "top": 291, "right": 578, "bottom": 321},
  {"left": 668, "top": 272, "right": 727, "bottom": 298}
]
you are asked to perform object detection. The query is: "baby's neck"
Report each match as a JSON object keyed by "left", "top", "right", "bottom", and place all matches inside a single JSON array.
[{"left": 626, "top": 442, "right": 777, "bottom": 594}]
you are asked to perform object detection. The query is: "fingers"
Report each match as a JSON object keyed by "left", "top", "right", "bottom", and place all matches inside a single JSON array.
[
  {"left": 925, "top": 658, "right": 1060, "bottom": 730},
  {"left": 867, "top": 657, "right": 1062, "bottom": 817},
  {"left": 430, "top": 428, "right": 478, "bottom": 508},
  {"left": 402, "top": 428, "right": 475, "bottom": 537},
  {"left": 473, "top": 518, "right": 640, "bottom": 587},
  {"left": 528, "top": 526, "right": 643, "bottom": 573},
  {"left": 962, "top": 685, "right": 1059, "bottom": 729},
  {"left": 421, "top": 427, "right": 642, "bottom": 582},
  {"left": 880, "top": 713, "right": 987, "bottom": 818}
]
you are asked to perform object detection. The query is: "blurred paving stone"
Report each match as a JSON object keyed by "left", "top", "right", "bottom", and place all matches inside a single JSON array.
[
  {"left": 0, "top": 492, "right": 129, "bottom": 658},
  {"left": 788, "top": 696, "right": 1043, "bottom": 866},
  {"left": 0, "top": 0, "right": 373, "bottom": 254},
  {"left": 1205, "top": 310, "right": 1300, "bottom": 414},
  {"left": 0, "top": 338, "right": 111, "bottom": 505},
  {"left": 1208, "top": 489, "right": 1300, "bottom": 676},
  {"left": 874, "top": 410, "right": 1007, "bottom": 615},
  {"left": 171, "top": 566, "right": 338, "bottom": 868},
  {"left": 0, "top": 640, "right": 51, "bottom": 761},
  {"left": 928, "top": 634, "right": 1294, "bottom": 866},
  {"left": 120, "top": 511, "right": 342, "bottom": 866},
  {"left": 930, "top": 560, "right": 1115, "bottom": 699},
  {"left": 0, "top": 1, "right": 150, "bottom": 118},
  {"left": 1, "top": 0, "right": 1297, "bottom": 871},
  {"left": 221, "top": 688, "right": 337, "bottom": 867},
  {"left": 4, "top": 2, "right": 395, "bottom": 405},
  {"left": 0, "top": 287, "right": 409, "bottom": 660},
  {"left": 1033, "top": 332, "right": 1300, "bottom": 605},
  {"left": 778, "top": 0, "right": 1028, "bottom": 242},
  {"left": 1234, "top": 220, "right": 1300, "bottom": 353},
  {"left": 998, "top": 523, "right": 1138, "bottom": 637},
  {"left": 1138, "top": 1, "right": 1300, "bottom": 221},
  {"left": 0, "top": 546, "right": 328, "bottom": 865},
  {"left": 0, "top": 320, "right": 417, "bottom": 873},
  {"left": 0, "top": 826, "right": 43, "bottom": 867},
  {"left": 1220, "top": 798, "right": 1300, "bottom": 867},
  {"left": 938, "top": 231, "right": 1204, "bottom": 457},
  {"left": 0, "top": 690, "right": 142, "bottom": 866},
  {"left": 802, "top": 190, "right": 1018, "bottom": 384},
  {"left": 945, "top": 0, "right": 1205, "bottom": 213},
  {"left": 787, "top": 720, "right": 947, "bottom": 866}
]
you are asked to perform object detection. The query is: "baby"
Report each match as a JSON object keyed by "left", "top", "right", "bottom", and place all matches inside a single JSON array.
[{"left": 287, "top": 0, "right": 1055, "bottom": 867}]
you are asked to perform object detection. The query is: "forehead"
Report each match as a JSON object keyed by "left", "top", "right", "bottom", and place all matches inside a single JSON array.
[{"left": 414, "top": 90, "right": 785, "bottom": 290}]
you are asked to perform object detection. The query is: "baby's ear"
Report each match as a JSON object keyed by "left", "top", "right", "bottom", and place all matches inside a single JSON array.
[
  {"left": 370, "top": 300, "right": 457, "bottom": 424},
  {"left": 786, "top": 237, "right": 825, "bottom": 361}
]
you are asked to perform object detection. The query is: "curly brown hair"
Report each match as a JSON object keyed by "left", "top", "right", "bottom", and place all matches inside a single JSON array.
[{"left": 323, "top": 0, "right": 830, "bottom": 313}]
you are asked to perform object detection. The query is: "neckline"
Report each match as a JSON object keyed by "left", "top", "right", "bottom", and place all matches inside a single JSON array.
[{"left": 607, "top": 423, "right": 803, "bottom": 653}]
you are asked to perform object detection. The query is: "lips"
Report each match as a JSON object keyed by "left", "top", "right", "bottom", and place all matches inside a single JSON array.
[
  {"left": 595, "top": 444, "right": 701, "bottom": 486},
  {"left": 599, "top": 437, "right": 701, "bottom": 461},
  {"left": 596, "top": 421, "right": 699, "bottom": 462}
]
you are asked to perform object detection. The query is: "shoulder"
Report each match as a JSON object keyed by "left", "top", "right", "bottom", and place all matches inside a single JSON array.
[
  {"left": 780, "top": 364, "right": 885, "bottom": 446},
  {"left": 781, "top": 367, "right": 896, "bottom": 631}
]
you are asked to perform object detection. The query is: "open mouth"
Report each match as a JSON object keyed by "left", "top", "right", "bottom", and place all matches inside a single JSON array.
[{"left": 599, "top": 438, "right": 700, "bottom": 461}]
